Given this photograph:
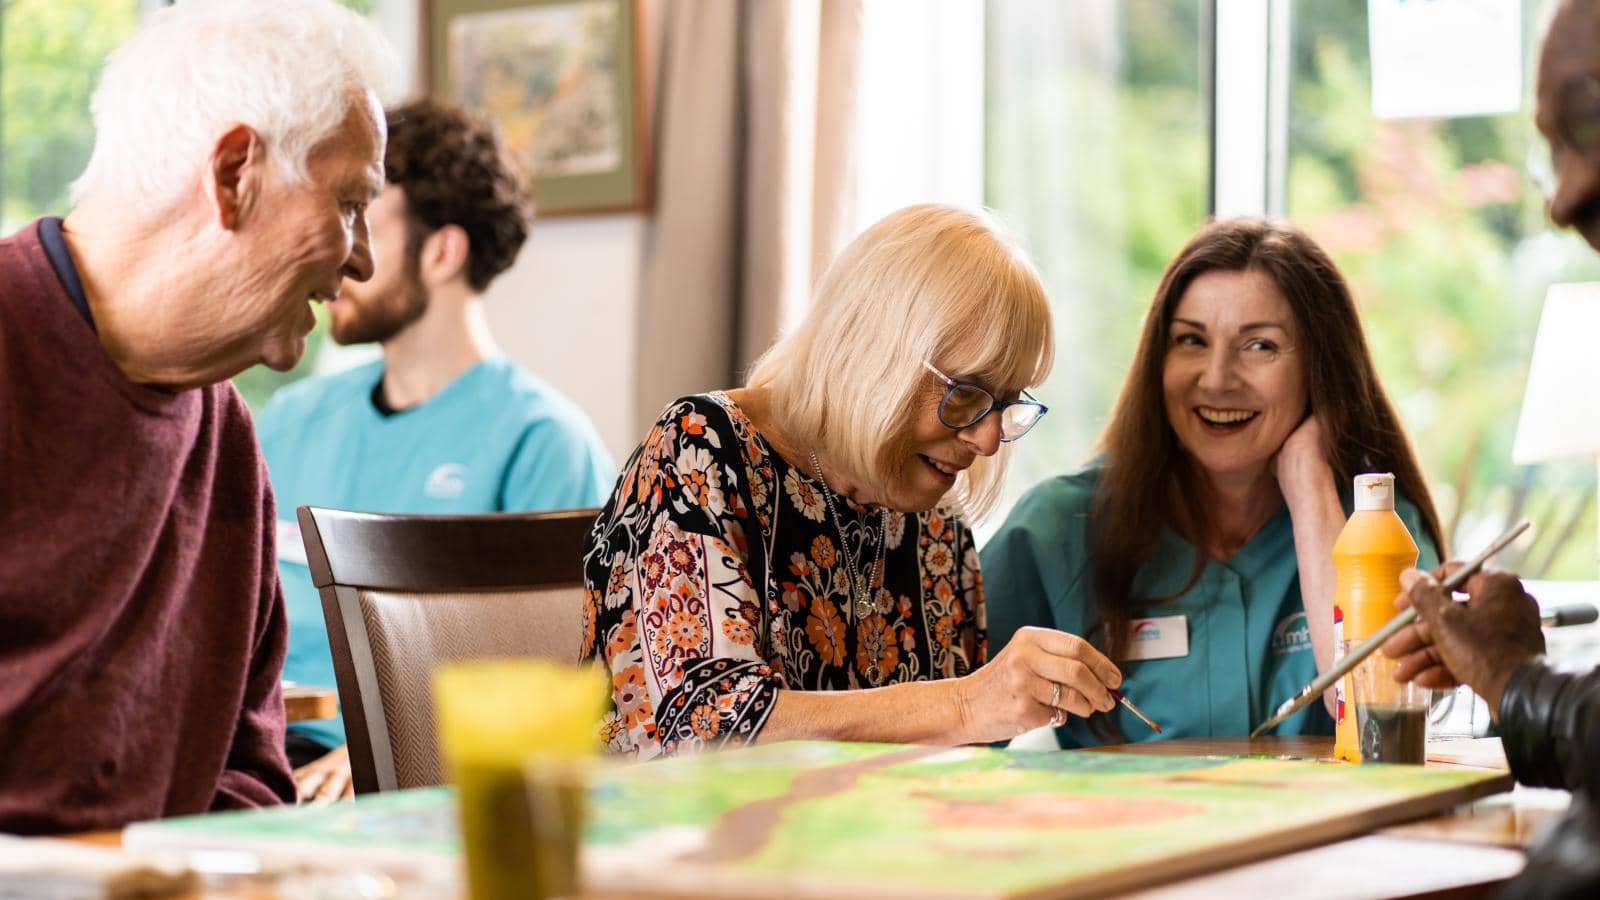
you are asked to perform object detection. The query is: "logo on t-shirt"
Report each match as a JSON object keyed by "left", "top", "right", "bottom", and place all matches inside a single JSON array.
[
  {"left": 425, "top": 463, "right": 468, "bottom": 500},
  {"left": 1271, "top": 611, "right": 1312, "bottom": 656}
]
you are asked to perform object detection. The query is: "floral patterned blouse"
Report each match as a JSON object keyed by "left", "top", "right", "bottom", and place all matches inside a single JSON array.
[{"left": 581, "top": 393, "right": 986, "bottom": 760}]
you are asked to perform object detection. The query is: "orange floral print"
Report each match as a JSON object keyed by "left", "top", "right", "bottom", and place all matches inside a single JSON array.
[
  {"left": 806, "top": 595, "right": 848, "bottom": 667},
  {"left": 583, "top": 394, "right": 984, "bottom": 759},
  {"left": 613, "top": 664, "right": 652, "bottom": 730},
  {"left": 581, "top": 588, "right": 599, "bottom": 655},
  {"left": 665, "top": 610, "right": 706, "bottom": 651},
  {"left": 607, "top": 609, "right": 639, "bottom": 660},
  {"left": 811, "top": 534, "right": 836, "bottom": 569},
  {"left": 690, "top": 703, "right": 720, "bottom": 739}
]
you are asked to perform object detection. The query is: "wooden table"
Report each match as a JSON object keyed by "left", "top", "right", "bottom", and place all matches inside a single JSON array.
[
  {"left": 1096, "top": 736, "right": 1557, "bottom": 898},
  {"left": 281, "top": 683, "right": 337, "bottom": 723}
]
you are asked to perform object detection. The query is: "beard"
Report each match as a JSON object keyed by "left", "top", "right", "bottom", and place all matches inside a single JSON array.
[{"left": 330, "top": 276, "right": 428, "bottom": 345}]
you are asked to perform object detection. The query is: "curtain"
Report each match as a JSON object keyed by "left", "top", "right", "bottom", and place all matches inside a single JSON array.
[{"left": 633, "top": 0, "right": 864, "bottom": 429}]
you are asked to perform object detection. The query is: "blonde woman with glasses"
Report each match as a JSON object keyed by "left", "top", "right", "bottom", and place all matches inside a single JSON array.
[{"left": 582, "top": 204, "right": 1123, "bottom": 760}]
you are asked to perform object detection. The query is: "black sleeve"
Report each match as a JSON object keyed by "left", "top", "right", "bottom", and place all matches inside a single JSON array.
[{"left": 1497, "top": 658, "right": 1600, "bottom": 794}]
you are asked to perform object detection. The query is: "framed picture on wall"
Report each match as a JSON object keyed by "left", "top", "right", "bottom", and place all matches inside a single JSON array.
[{"left": 424, "top": 0, "right": 650, "bottom": 215}]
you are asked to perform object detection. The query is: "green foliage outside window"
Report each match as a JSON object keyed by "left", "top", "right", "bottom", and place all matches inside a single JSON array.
[
  {"left": 986, "top": 0, "right": 1210, "bottom": 509},
  {"left": 1289, "top": 0, "right": 1600, "bottom": 576},
  {"left": 0, "top": 0, "right": 135, "bottom": 232}
]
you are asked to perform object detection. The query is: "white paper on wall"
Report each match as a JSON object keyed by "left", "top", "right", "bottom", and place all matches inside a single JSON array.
[{"left": 1367, "top": 0, "right": 1522, "bottom": 120}]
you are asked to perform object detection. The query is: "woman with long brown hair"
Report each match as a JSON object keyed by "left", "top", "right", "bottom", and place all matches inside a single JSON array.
[{"left": 982, "top": 217, "right": 1443, "bottom": 745}]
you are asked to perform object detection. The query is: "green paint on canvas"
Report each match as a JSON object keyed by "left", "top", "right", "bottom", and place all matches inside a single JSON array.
[{"left": 125, "top": 742, "right": 1509, "bottom": 898}]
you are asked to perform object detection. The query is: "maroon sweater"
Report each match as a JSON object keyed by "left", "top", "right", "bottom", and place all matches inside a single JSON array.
[{"left": 0, "top": 222, "right": 294, "bottom": 834}]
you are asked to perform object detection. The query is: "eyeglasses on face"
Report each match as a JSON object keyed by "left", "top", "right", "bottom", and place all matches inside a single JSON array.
[{"left": 922, "top": 362, "right": 1048, "bottom": 442}]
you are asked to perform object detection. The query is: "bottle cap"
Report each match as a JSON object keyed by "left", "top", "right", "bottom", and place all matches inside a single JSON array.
[{"left": 1353, "top": 473, "right": 1396, "bottom": 511}]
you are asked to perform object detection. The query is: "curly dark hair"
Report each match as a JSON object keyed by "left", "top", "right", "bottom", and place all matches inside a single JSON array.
[{"left": 383, "top": 99, "right": 532, "bottom": 292}]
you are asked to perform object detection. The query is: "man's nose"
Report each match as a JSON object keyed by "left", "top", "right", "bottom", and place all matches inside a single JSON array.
[
  {"left": 1549, "top": 146, "right": 1600, "bottom": 229},
  {"left": 344, "top": 217, "right": 375, "bottom": 283}
]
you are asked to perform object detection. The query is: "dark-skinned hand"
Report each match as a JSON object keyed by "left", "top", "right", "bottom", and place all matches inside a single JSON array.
[{"left": 1380, "top": 563, "right": 1545, "bottom": 719}]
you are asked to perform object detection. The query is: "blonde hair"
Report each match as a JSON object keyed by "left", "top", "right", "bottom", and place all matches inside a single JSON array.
[{"left": 747, "top": 204, "right": 1053, "bottom": 518}]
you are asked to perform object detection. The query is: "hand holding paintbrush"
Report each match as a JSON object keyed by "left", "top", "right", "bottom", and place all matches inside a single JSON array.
[
  {"left": 1381, "top": 545, "right": 1548, "bottom": 717},
  {"left": 1250, "top": 519, "right": 1530, "bottom": 739}
]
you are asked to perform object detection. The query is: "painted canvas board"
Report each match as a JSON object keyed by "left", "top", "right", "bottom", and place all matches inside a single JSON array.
[
  {"left": 123, "top": 741, "right": 1511, "bottom": 899},
  {"left": 586, "top": 742, "right": 1511, "bottom": 898}
]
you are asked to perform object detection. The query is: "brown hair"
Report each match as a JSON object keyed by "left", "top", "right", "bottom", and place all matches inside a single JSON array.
[
  {"left": 1091, "top": 218, "right": 1443, "bottom": 662},
  {"left": 384, "top": 99, "right": 532, "bottom": 292}
]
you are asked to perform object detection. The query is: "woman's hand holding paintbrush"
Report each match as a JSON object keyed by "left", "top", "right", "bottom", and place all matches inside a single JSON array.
[
  {"left": 965, "top": 627, "right": 1162, "bottom": 736},
  {"left": 1381, "top": 561, "right": 1547, "bottom": 720}
]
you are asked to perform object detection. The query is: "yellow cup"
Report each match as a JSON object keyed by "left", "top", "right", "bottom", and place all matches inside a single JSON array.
[{"left": 433, "top": 659, "right": 608, "bottom": 900}]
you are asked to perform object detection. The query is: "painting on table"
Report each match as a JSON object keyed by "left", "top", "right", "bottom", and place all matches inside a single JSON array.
[{"left": 126, "top": 741, "right": 1511, "bottom": 898}]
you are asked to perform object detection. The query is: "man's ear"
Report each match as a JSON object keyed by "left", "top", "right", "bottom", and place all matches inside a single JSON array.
[
  {"left": 208, "top": 124, "right": 264, "bottom": 231},
  {"left": 420, "top": 224, "right": 471, "bottom": 286}
]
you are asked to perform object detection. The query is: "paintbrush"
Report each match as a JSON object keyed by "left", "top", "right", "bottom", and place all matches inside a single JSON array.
[
  {"left": 1111, "top": 689, "right": 1161, "bottom": 733},
  {"left": 1248, "top": 518, "right": 1531, "bottom": 739}
]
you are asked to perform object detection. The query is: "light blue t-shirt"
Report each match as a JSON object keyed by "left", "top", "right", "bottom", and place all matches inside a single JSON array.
[
  {"left": 980, "top": 464, "right": 1440, "bottom": 747},
  {"left": 258, "top": 357, "right": 615, "bottom": 748}
]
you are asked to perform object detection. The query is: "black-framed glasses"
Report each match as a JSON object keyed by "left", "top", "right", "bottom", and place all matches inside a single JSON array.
[{"left": 923, "top": 362, "right": 1048, "bottom": 442}]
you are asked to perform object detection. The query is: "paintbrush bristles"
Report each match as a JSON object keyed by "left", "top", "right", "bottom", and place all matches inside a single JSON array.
[{"left": 1112, "top": 689, "right": 1161, "bottom": 734}]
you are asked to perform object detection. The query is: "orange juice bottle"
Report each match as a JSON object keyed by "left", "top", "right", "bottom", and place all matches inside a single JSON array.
[{"left": 1331, "top": 473, "right": 1418, "bottom": 763}]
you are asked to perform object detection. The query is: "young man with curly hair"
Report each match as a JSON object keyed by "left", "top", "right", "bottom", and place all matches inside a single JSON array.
[{"left": 257, "top": 99, "right": 613, "bottom": 801}]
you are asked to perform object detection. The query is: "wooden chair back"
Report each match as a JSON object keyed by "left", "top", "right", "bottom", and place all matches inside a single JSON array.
[{"left": 296, "top": 505, "right": 596, "bottom": 794}]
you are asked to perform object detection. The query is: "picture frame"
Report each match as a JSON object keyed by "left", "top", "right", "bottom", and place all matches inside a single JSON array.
[{"left": 423, "top": 0, "right": 651, "bottom": 215}]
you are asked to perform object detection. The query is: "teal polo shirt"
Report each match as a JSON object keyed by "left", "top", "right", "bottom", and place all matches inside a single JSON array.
[
  {"left": 257, "top": 357, "right": 615, "bottom": 748},
  {"left": 980, "top": 465, "right": 1440, "bottom": 747}
]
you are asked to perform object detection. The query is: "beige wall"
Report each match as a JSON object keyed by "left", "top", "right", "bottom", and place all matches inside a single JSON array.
[
  {"left": 481, "top": 215, "right": 644, "bottom": 464},
  {"left": 403, "top": 0, "right": 661, "bottom": 465}
]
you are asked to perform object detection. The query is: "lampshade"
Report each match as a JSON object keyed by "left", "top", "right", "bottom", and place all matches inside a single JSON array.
[{"left": 1512, "top": 283, "right": 1600, "bottom": 464}]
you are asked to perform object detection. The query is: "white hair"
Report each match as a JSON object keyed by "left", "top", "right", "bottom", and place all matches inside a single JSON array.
[{"left": 71, "top": 0, "right": 398, "bottom": 215}]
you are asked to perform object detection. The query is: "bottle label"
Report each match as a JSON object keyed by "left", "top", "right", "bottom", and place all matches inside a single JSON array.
[{"left": 1333, "top": 604, "right": 1346, "bottom": 724}]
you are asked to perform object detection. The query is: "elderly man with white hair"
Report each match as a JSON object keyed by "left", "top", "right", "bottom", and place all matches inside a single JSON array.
[{"left": 0, "top": 0, "right": 394, "bottom": 834}]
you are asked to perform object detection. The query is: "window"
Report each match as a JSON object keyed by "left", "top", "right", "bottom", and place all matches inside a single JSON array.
[
  {"left": 0, "top": 0, "right": 138, "bottom": 233},
  {"left": 1287, "top": 0, "right": 1599, "bottom": 575},
  {"left": 985, "top": 0, "right": 1211, "bottom": 514},
  {"left": 977, "top": 0, "right": 1597, "bottom": 576}
]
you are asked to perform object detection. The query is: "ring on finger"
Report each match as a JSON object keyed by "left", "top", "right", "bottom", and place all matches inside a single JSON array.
[{"left": 1050, "top": 681, "right": 1061, "bottom": 709}]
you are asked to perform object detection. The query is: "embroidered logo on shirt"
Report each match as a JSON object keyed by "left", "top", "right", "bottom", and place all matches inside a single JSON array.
[
  {"left": 424, "top": 463, "right": 469, "bottom": 500},
  {"left": 1271, "top": 611, "right": 1312, "bottom": 655}
]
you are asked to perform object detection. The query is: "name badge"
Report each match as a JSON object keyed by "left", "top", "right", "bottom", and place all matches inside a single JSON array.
[
  {"left": 1121, "top": 614, "right": 1189, "bottom": 661},
  {"left": 276, "top": 519, "right": 308, "bottom": 567}
]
